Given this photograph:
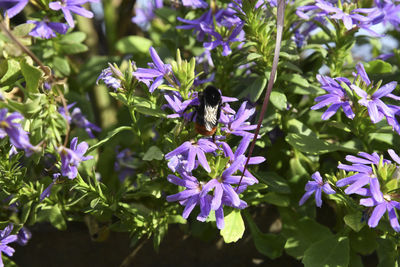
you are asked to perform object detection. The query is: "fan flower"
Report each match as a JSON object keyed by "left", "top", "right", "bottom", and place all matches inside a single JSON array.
[
  {"left": 311, "top": 75, "right": 355, "bottom": 120},
  {"left": 0, "top": 0, "right": 28, "bottom": 18},
  {"left": 360, "top": 190, "right": 400, "bottom": 232},
  {"left": 131, "top": 0, "right": 163, "bottom": 30},
  {"left": 133, "top": 47, "right": 174, "bottom": 93},
  {"left": 0, "top": 224, "right": 17, "bottom": 267},
  {"left": 220, "top": 101, "right": 257, "bottom": 137},
  {"left": 352, "top": 81, "right": 397, "bottom": 123},
  {"left": 200, "top": 155, "right": 257, "bottom": 229},
  {"left": 165, "top": 138, "right": 218, "bottom": 173},
  {"left": 58, "top": 137, "right": 92, "bottom": 179},
  {"left": 28, "top": 19, "right": 68, "bottom": 39},
  {"left": 59, "top": 103, "right": 101, "bottom": 138},
  {"left": 49, "top": 0, "right": 98, "bottom": 28},
  {"left": 299, "top": 171, "right": 335, "bottom": 207},
  {"left": 0, "top": 109, "right": 37, "bottom": 156}
]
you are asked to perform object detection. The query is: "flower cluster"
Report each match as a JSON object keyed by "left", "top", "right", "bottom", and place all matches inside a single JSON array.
[
  {"left": 296, "top": 0, "right": 396, "bottom": 36},
  {"left": 312, "top": 63, "right": 400, "bottom": 133},
  {"left": 335, "top": 150, "right": 400, "bottom": 232},
  {"left": 130, "top": 47, "right": 264, "bottom": 229},
  {"left": 177, "top": 1, "right": 246, "bottom": 56}
]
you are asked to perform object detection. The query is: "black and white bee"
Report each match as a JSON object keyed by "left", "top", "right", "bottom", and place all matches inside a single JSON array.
[{"left": 194, "top": 85, "right": 222, "bottom": 137}]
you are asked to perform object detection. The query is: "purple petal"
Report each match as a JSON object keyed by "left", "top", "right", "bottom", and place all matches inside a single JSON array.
[{"left": 368, "top": 203, "right": 386, "bottom": 228}]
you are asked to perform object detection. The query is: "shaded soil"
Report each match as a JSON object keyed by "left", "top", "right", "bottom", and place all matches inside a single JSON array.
[{"left": 13, "top": 221, "right": 301, "bottom": 267}]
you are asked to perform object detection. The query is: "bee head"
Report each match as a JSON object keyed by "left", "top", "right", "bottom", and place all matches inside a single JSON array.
[{"left": 203, "top": 85, "right": 221, "bottom": 106}]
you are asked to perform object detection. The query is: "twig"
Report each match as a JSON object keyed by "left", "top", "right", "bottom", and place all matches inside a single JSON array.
[
  {"left": 237, "top": 0, "right": 285, "bottom": 189},
  {"left": 119, "top": 239, "right": 148, "bottom": 267}
]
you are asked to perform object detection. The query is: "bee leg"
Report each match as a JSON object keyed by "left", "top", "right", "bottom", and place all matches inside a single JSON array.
[{"left": 212, "top": 132, "right": 216, "bottom": 143}]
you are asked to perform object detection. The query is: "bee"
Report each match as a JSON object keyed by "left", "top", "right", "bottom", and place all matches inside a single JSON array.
[{"left": 193, "top": 85, "right": 222, "bottom": 137}]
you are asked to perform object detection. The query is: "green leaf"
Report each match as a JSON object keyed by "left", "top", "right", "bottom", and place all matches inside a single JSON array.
[
  {"left": 88, "top": 126, "right": 132, "bottom": 153},
  {"left": 53, "top": 57, "right": 70, "bottom": 76},
  {"left": 135, "top": 106, "right": 166, "bottom": 118},
  {"left": 60, "top": 32, "right": 87, "bottom": 43},
  {"left": 270, "top": 91, "right": 287, "bottom": 110},
  {"left": 220, "top": 210, "right": 245, "bottom": 243},
  {"left": 90, "top": 198, "right": 101, "bottom": 208},
  {"left": 116, "top": 36, "right": 152, "bottom": 54},
  {"left": 377, "top": 238, "right": 398, "bottom": 267},
  {"left": 285, "top": 133, "right": 339, "bottom": 154},
  {"left": 256, "top": 171, "right": 291, "bottom": 193},
  {"left": 167, "top": 215, "right": 186, "bottom": 224},
  {"left": 245, "top": 212, "right": 285, "bottom": 259},
  {"left": 20, "top": 201, "right": 33, "bottom": 223},
  {"left": 20, "top": 60, "right": 43, "bottom": 93},
  {"left": 46, "top": 206, "right": 67, "bottom": 230},
  {"left": 302, "top": 236, "right": 349, "bottom": 267},
  {"left": 248, "top": 76, "right": 267, "bottom": 102},
  {"left": 349, "top": 227, "right": 377, "bottom": 255},
  {"left": 60, "top": 43, "right": 88, "bottom": 54},
  {"left": 261, "top": 192, "right": 290, "bottom": 207},
  {"left": 365, "top": 60, "right": 392, "bottom": 74},
  {"left": 287, "top": 118, "right": 314, "bottom": 136},
  {"left": 279, "top": 73, "right": 310, "bottom": 87},
  {"left": 12, "top": 23, "right": 35, "bottom": 37},
  {"left": 143, "top": 146, "right": 164, "bottom": 161},
  {"left": 0, "top": 58, "right": 21, "bottom": 89},
  {"left": 343, "top": 211, "right": 365, "bottom": 232},
  {"left": 283, "top": 217, "right": 333, "bottom": 259},
  {"left": 247, "top": 53, "right": 262, "bottom": 61}
]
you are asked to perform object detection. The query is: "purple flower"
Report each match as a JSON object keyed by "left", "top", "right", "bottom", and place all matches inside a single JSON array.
[
  {"left": 28, "top": 19, "right": 68, "bottom": 39},
  {"left": 40, "top": 173, "right": 61, "bottom": 202},
  {"left": 59, "top": 103, "right": 101, "bottom": 138},
  {"left": 96, "top": 66, "right": 122, "bottom": 91},
  {"left": 133, "top": 47, "right": 173, "bottom": 93},
  {"left": 177, "top": 9, "right": 213, "bottom": 41},
  {"left": 131, "top": 0, "right": 163, "bottom": 30},
  {"left": 166, "top": 171, "right": 212, "bottom": 220},
  {"left": 182, "top": 0, "right": 208, "bottom": 9},
  {"left": 200, "top": 155, "right": 257, "bottom": 229},
  {"left": 355, "top": 0, "right": 400, "bottom": 29},
  {"left": 311, "top": 75, "right": 355, "bottom": 120},
  {"left": 165, "top": 138, "right": 218, "bottom": 172},
  {"left": 0, "top": 0, "right": 28, "bottom": 18},
  {"left": 352, "top": 81, "right": 397, "bottom": 123},
  {"left": 217, "top": 134, "right": 265, "bottom": 179},
  {"left": 58, "top": 137, "right": 93, "bottom": 179},
  {"left": 201, "top": 21, "right": 245, "bottom": 56},
  {"left": 360, "top": 190, "right": 400, "bottom": 232},
  {"left": 163, "top": 93, "right": 196, "bottom": 121},
  {"left": 114, "top": 148, "right": 135, "bottom": 181},
  {"left": 336, "top": 152, "right": 386, "bottom": 202},
  {"left": 0, "top": 109, "right": 37, "bottom": 156},
  {"left": 299, "top": 171, "right": 335, "bottom": 207},
  {"left": 0, "top": 224, "right": 17, "bottom": 267},
  {"left": 16, "top": 227, "right": 31, "bottom": 246},
  {"left": 49, "top": 0, "right": 97, "bottom": 28},
  {"left": 220, "top": 101, "right": 257, "bottom": 137}
]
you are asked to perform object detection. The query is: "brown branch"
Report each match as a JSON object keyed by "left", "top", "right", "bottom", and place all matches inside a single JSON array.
[{"left": 237, "top": 0, "right": 285, "bottom": 189}]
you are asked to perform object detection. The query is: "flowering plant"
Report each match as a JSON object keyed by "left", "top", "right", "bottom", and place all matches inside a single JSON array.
[{"left": 1, "top": 0, "right": 400, "bottom": 265}]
